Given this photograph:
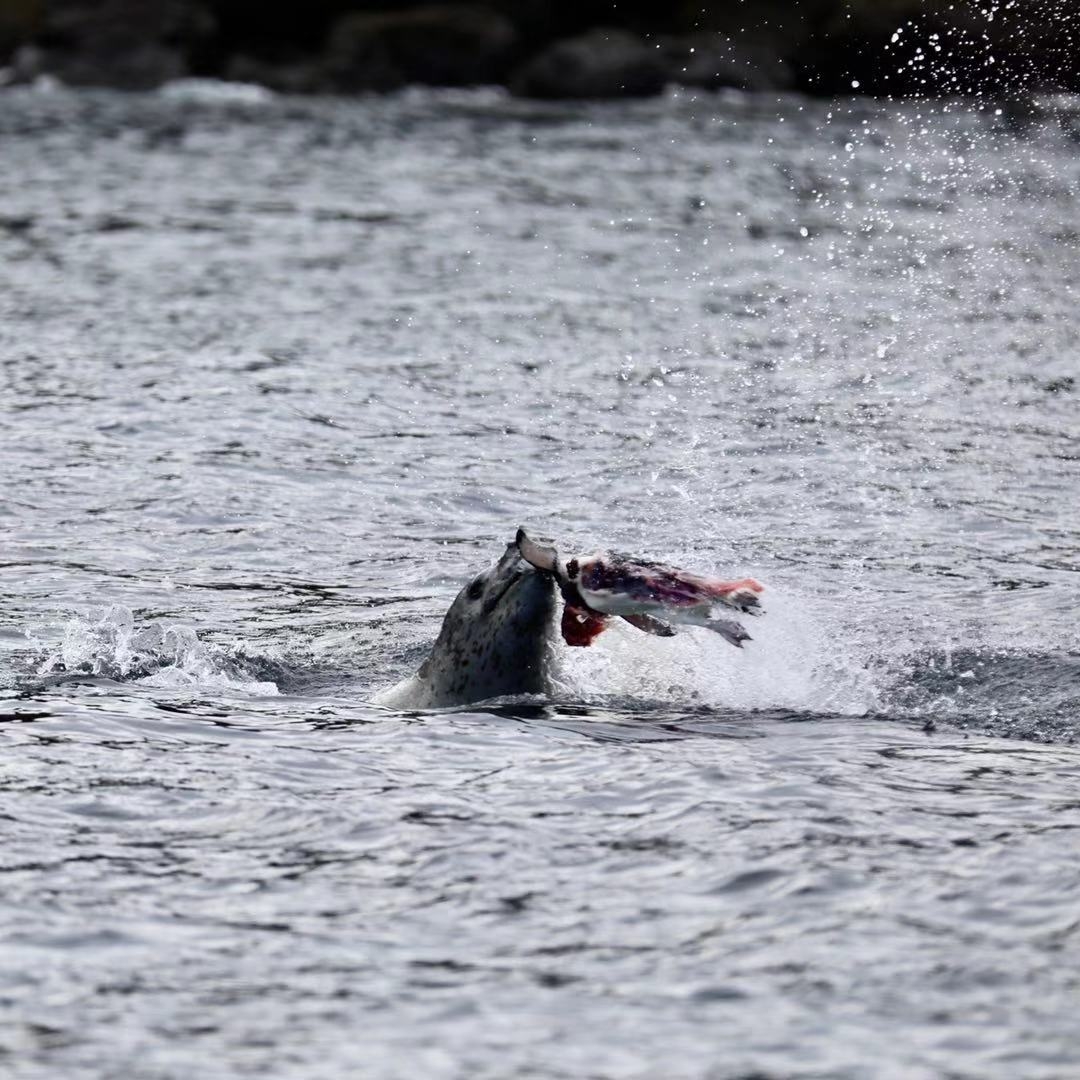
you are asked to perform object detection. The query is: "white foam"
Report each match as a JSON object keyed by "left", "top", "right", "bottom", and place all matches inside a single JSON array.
[
  {"left": 157, "top": 78, "right": 275, "bottom": 105},
  {"left": 38, "top": 606, "right": 279, "bottom": 696}
]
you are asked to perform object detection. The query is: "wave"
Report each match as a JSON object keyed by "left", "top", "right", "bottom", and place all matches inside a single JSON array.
[
  {"left": 880, "top": 646, "right": 1080, "bottom": 743},
  {"left": 13, "top": 601, "right": 1078, "bottom": 744},
  {"left": 156, "top": 78, "right": 276, "bottom": 106}
]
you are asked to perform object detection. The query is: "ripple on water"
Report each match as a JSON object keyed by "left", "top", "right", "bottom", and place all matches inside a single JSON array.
[{"left": 1, "top": 84, "right": 1079, "bottom": 1078}]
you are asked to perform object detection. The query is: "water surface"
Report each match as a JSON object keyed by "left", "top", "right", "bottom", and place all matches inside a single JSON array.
[{"left": 1, "top": 81, "right": 1078, "bottom": 1078}]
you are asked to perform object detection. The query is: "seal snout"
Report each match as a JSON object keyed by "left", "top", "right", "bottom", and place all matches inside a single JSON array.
[{"left": 482, "top": 560, "right": 540, "bottom": 614}]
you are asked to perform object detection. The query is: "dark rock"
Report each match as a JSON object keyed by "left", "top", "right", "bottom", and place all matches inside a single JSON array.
[
  {"left": 208, "top": 0, "right": 360, "bottom": 55},
  {"left": 324, "top": 4, "right": 518, "bottom": 92},
  {"left": 658, "top": 32, "right": 794, "bottom": 92},
  {"left": 511, "top": 28, "right": 667, "bottom": 99},
  {"left": 16, "top": 40, "right": 188, "bottom": 88},
  {"left": 0, "top": 0, "right": 43, "bottom": 63},
  {"left": 3, "top": 1, "right": 1078, "bottom": 99},
  {"left": 225, "top": 52, "right": 323, "bottom": 95},
  {"left": 17, "top": 0, "right": 215, "bottom": 89}
]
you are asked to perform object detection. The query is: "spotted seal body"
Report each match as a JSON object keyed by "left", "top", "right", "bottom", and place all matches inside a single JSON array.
[{"left": 376, "top": 540, "right": 558, "bottom": 709}]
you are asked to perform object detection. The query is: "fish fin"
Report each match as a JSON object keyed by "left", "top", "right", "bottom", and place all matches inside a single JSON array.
[
  {"left": 620, "top": 612, "right": 677, "bottom": 637},
  {"left": 705, "top": 617, "right": 752, "bottom": 648}
]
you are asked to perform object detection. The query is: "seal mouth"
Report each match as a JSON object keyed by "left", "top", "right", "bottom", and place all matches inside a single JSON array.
[{"left": 483, "top": 562, "right": 543, "bottom": 614}]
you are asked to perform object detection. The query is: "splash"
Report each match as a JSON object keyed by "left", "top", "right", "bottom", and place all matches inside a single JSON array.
[
  {"left": 36, "top": 606, "right": 280, "bottom": 695},
  {"left": 552, "top": 583, "right": 881, "bottom": 716}
]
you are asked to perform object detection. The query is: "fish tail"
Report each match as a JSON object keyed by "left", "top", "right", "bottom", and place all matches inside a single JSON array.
[{"left": 705, "top": 578, "right": 764, "bottom": 614}]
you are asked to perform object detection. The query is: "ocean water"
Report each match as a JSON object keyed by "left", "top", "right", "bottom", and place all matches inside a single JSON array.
[{"left": 1, "top": 81, "right": 1078, "bottom": 1079}]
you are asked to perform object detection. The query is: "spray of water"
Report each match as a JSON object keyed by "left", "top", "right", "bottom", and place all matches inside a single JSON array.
[
  {"left": 553, "top": 584, "right": 880, "bottom": 716},
  {"left": 36, "top": 605, "right": 280, "bottom": 695}
]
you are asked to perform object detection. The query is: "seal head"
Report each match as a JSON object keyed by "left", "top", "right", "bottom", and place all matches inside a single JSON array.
[{"left": 378, "top": 540, "right": 558, "bottom": 709}]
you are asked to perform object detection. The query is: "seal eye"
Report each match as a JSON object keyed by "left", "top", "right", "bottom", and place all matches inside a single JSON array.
[{"left": 466, "top": 577, "right": 485, "bottom": 601}]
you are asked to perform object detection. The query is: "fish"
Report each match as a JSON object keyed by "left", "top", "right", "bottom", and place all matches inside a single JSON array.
[{"left": 516, "top": 528, "right": 763, "bottom": 648}]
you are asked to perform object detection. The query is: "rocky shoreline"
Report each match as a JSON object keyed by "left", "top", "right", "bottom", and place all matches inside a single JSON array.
[{"left": 1, "top": 1, "right": 1077, "bottom": 99}]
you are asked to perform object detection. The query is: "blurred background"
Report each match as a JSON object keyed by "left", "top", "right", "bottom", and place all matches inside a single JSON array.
[
  {"left": 3, "top": 2, "right": 1080, "bottom": 1078},
  {"left": 2, "top": 0, "right": 1079, "bottom": 98}
]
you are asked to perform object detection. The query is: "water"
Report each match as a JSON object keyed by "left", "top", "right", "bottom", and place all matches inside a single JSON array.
[{"left": 1, "top": 80, "right": 1078, "bottom": 1078}]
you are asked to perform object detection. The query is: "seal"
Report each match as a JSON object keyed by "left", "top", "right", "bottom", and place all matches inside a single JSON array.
[
  {"left": 376, "top": 528, "right": 765, "bottom": 710},
  {"left": 375, "top": 538, "right": 558, "bottom": 709}
]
